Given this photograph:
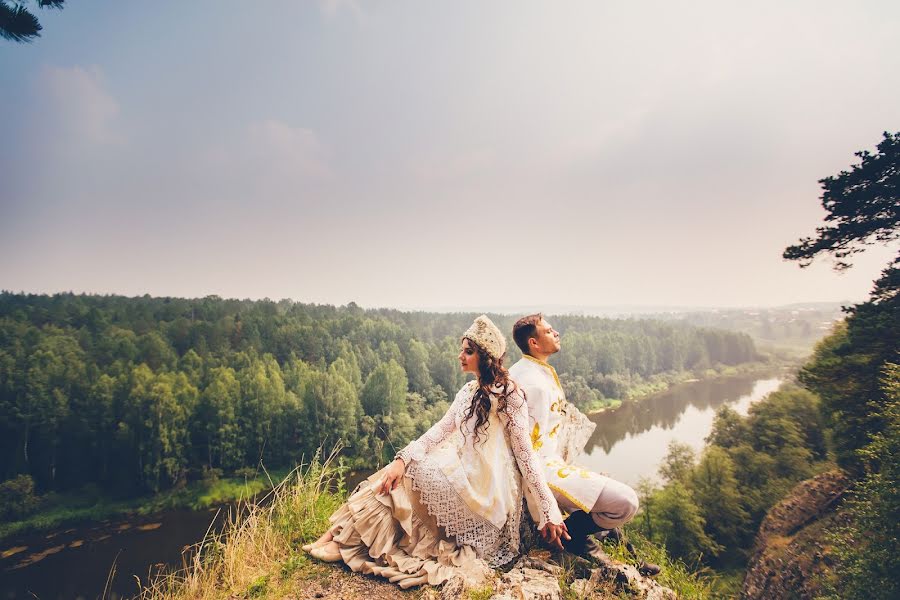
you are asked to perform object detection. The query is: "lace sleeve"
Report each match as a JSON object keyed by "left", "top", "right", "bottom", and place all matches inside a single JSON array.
[
  {"left": 506, "top": 389, "right": 564, "bottom": 529},
  {"left": 395, "top": 382, "right": 469, "bottom": 465}
]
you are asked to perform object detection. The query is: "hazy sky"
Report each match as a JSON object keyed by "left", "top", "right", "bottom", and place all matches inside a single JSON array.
[{"left": 2, "top": 1, "right": 898, "bottom": 310}]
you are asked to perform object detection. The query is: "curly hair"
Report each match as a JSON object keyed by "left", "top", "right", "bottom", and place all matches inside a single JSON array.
[{"left": 460, "top": 337, "right": 519, "bottom": 444}]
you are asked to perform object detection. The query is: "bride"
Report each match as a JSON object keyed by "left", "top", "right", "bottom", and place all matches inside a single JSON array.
[{"left": 303, "top": 315, "right": 568, "bottom": 588}]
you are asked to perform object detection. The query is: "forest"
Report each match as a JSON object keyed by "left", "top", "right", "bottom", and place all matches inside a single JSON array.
[
  {"left": 633, "top": 131, "right": 899, "bottom": 599},
  {"left": 633, "top": 266, "right": 897, "bottom": 598},
  {"left": 0, "top": 293, "right": 759, "bottom": 498}
]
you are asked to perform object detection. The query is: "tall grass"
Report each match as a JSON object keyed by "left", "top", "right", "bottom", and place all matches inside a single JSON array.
[{"left": 139, "top": 446, "right": 348, "bottom": 600}]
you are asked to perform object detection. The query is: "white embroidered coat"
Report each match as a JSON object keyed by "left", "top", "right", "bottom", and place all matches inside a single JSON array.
[
  {"left": 396, "top": 380, "right": 563, "bottom": 566},
  {"left": 509, "top": 356, "right": 602, "bottom": 516}
]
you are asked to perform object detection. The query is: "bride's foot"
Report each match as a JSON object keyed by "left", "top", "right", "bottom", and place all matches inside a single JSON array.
[
  {"left": 302, "top": 530, "right": 334, "bottom": 552},
  {"left": 309, "top": 541, "right": 341, "bottom": 562}
]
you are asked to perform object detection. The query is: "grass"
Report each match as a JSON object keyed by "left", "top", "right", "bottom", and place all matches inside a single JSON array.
[
  {"left": 127, "top": 449, "right": 728, "bottom": 600},
  {"left": 605, "top": 530, "right": 716, "bottom": 600},
  {"left": 138, "top": 447, "right": 348, "bottom": 599},
  {"left": 0, "top": 469, "right": 291, "bottom": 542},
  {"left": 704, "top": 567, "right": 745, "bottom": 599},
  {"left": 465, "top": 585, "right": 495, "bottom": 600}
]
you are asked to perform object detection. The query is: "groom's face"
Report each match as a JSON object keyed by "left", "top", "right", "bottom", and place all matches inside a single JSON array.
[{"left": 531, "top": 319, "right": 561, "bottom": 356}]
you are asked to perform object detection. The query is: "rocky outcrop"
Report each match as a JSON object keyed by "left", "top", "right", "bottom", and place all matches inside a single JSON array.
[
  {"left": 740, "top": 469, "right": 851, "bottom": 600},
  {"left": 567, "top": 552, "right": 676, "bottom": 600},
  {"left": 425, "top": 551, "right": 675, "bottom": 600}
]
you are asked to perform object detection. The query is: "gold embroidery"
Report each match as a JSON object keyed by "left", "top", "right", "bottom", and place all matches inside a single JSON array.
[
  {"left": 579, "top": 467, "right": 598, "bottom": 479},
  {"left": 531, "top": 423, "right": 543, "bottom": 450},
  {"left": 548, "top": 483, "right": 591, "bottom": 512},
  {"left": 557, "top": 465, "right": 576, "bottom": 479},
  {"left": 550, "top": 400, "right": 559, "bottom": 413},
  {"left": 522, "top": 355, "right": 565, "bottom": 395},
  {"left": 549, "top": 423, "right": 560, "bottom": 438}
]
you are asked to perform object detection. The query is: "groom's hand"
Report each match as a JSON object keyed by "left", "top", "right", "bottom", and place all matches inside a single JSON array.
[{"left": 539, "top": 522, "right": 571, "bottom": 551}]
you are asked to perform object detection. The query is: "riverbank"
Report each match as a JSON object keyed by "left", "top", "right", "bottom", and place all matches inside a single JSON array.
[
  {"left": 0, "top": 468, "right": 290, "bottom": 543},
  {"left": 587, "top": 360, "right": 791, "bottom": 415}
]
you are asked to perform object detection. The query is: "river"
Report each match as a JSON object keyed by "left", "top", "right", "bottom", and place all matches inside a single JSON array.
[{"left": 0, "top": 373, "right": 782, "bottom": 599}]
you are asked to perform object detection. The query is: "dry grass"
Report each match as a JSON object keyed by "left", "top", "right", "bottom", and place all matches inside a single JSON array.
[{"left": 138, "top": 446, "right": 348, "bottom": 600}]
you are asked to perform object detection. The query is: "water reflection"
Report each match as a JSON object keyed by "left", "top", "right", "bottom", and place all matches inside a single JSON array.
[
  {"left": 579, "top": 376, "right": 783, "bottom": 486},
  {"left": 0, "top": 508, "right": 227, "bottom": 600}
]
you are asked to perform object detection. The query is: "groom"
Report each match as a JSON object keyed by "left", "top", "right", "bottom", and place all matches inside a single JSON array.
[{"left": 509, "top": 314, "right": 659, "bottom": 575}]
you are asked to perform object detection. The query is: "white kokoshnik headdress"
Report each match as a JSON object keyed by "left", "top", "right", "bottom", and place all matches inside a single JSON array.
[{"left": 463, "top": 315, "right": 507, "bottom": 360}]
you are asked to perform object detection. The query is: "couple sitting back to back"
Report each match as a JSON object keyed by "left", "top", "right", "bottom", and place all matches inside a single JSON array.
[{"left": 304, "top": 314, "right": 647, "bottom": 589}]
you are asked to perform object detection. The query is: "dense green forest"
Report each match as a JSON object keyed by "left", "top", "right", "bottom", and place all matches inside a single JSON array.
[
  {"left": 635, "top": 131, "right": 899, "bottom": 599},
  {"left": 637, "top": 385, "right": 830, "bottom": 566},
  {"left": 0, "top": 292, "right": 759, "bottom": 499},
  {"left": 634, "top": 265, "right": 897, "bottom": 597}
]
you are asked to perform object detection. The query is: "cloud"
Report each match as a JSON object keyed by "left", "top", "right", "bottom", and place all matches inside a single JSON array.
[
  {"left": 319, "top": 0, "right": 364, "bottom": 20},
  {"left": 412, "top": 147, "right": 497, "bottom": 183},
  {"left": 246, "top": 119, "right": 332, "bottom": 179},
  {"left": 186, "top": 119, "right": 333, "bottom": 210},
  {"left": 35, "top": 64, "right": 122, "bottom": 146}
]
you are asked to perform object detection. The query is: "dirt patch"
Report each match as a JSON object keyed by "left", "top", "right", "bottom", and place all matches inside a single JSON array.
[{"left": 284, "top": 565, "right": 421, "bottom": 600}]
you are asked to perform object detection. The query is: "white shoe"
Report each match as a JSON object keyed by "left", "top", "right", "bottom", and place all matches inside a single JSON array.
[{"left": 310, "top": 544, "right": 342, "bottom": 562}]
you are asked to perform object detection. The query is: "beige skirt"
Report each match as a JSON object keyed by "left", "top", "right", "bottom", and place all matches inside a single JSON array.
[{"left": 328, "top": 467, "right": 492, "bottom": 589}]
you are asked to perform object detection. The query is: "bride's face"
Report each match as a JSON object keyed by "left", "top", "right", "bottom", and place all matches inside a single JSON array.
[{"left": 458, "top": 338, "right": 480, "bottom": 374}]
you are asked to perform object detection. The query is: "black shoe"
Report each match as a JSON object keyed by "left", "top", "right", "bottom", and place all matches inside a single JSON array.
[
  {"left": 638, "top": 561, "right": 662, "bottom": 577},
  {"left": 561, "top": 510, "right": 601, "bottom": 556}
]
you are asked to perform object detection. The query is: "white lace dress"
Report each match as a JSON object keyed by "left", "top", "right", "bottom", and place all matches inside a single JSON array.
[{"left": 326, "top": 380, "right": 563, "bottom": 588}]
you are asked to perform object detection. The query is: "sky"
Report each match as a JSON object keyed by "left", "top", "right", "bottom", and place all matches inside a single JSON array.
[{"left": 1, "top": 1, "right": 898, "bottom": 311}]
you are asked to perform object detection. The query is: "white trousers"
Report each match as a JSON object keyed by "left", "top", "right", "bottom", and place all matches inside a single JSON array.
[{"left": 553, "top": 476, "right": 639, "bottom": 530}]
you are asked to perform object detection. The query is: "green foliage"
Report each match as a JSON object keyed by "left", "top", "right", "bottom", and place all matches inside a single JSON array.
[
  {"left": 649, "top": 480, "right": 723, "bottom": 562},
  {"left": 0, "top": 0, "right": 65, "bottom": 43},
  {"left": 826, "top": 363, "right": 900, "bottom": 600},
  {"left": 691, "top": 447, "right": 750, "bottom": 551},
  {"left": 705, "top": 406, "right": 748, "bottom": 448},
  {"left": 0, "top": 292, "right": 759, "bottom": 498},
  {"left": 0, "top": 474, "right": 39, "bottom": 520},
  {"left": 465, "top": 586, "right": 495, "bottom": 600},
  {"left": 783, "top": 131, "right": 899, "bottom": 271},
  {"left": 658, "top": 441, "right": 696, "bottom": 485},
  {"left": 783, "top": 129, "right": 899, "bottom": 475},
  {"left": 360, "top": 359, "right": 408, "bottom": 416},
  {"left": 272, "top": 450, "right": 347, "bottom": 548},
  {"left": 639, "top": 385, "right": 829, "bottom": 567},
  {"left": 606, "top": 530, "right": 716, "bottom": 600},
  {"left": 245, "top": 575, "right": 268, "bottom": 597},
  {"left": 801, "top": 307, "right": 898, "bottom": 473}
]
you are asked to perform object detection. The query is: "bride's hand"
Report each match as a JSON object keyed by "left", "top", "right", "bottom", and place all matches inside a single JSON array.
[
  {"left": 539, "top": 521, "right": 571, "bottom": 551},
  {"left": 379, "top": 458, "right": 406, "bottom": 495}
]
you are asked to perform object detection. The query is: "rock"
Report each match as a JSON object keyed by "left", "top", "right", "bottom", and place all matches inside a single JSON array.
[
  {"left": 438, "top": 575, "right": 468, "bottom": 600},
  {"left": 741, "top": 469, "right": 851, "bottom": 600},
  {"left": 515, "top": 555, "right": 563, "bottom": 577},
  {"left": 496, "top": 567, "right": 561, "bottom": 599},
  {"left": 569, "top": 578, "right": 596, "bottom": 597},
  {"left": 588, "top": 561, "right": 675, "bottom": 600},
  {"left": 511, "top": 551, "right": 674, "bottom": 600},
  {"left": 435, "top": 549, "right": 675, "bottom": 599}
]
